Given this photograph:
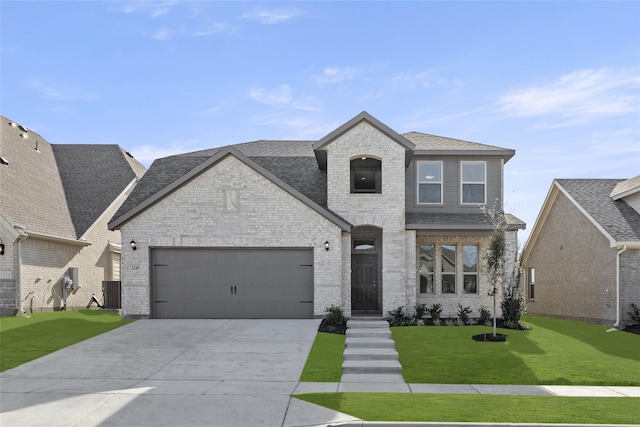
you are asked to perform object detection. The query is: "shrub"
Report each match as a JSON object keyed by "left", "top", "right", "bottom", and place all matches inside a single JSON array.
[
  {"left": 457, "top": 303, "right": 472, "bottom": 325},
  {"left": 388, "top": 306, "right": 412, "bottom": 326},
  {"left": 318, "top": 305, "right": 347, "bottom": 334},
  {"left": 428, "top": 303, "right": 443, "bottom": 321},
  {"left": 414, "top": 304, "right": 427, "bottom": 324},
  {"left": 324, "top": 305, "right": 345, "bottom": 326},
  {"left": 478, "top": 305, "right": 491, "bottom": 325},
  {"left": 628, "top": 303, "right": 640, "bottom": 323}
]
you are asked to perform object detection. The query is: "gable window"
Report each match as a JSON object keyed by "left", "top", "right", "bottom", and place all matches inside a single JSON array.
[
  {"left": 418, "top": 244, "right": 435, "bottom": 294},
  {"left": 462, "top": 244, "right": 478, "bottom": 294},
  {"left": 441, "top": 244, "right": 456, "bottom": 293},
  {"left": 417, "top": 161, "right": 442, "bottom": 204},
  {"left": 350, "top": 157, "right": 381, "bottom": 194},
  {"left": 461, "top": 161, "right": 486, "bottom": 204}
]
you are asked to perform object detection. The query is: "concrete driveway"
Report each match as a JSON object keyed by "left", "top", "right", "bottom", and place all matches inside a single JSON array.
[{"left": 0, "top": 319, "right": 340, "bottom": 426}]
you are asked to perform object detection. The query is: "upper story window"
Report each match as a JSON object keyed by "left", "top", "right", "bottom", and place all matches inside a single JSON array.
[
  {"left": 350, "top": 157, "right": 381, "bottom": 194},
  {"left": 417, "top": 161, "right": 442, "bottom": 204},
  {"left": 461, "top": 161, "right": 486, "bottom": 204}
]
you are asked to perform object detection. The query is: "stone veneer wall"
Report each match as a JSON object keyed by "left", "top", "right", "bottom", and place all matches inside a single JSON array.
[
  {"left": 325, "top": 121, "right": 408, "bottom": 315},
  {"left": 120, "top": 155, "right": 344, "bottom": 319}
]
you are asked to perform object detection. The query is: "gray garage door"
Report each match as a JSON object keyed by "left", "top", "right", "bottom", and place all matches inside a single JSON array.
[{"left": 151, "top": 248, "right": 314, "bottom": 319}]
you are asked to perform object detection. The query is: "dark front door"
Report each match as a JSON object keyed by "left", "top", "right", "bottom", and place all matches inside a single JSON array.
[{"left": 351, "top": 254, "right": 378, "bottom": 311}]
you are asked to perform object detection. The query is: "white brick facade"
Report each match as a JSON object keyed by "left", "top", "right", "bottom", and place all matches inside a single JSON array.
[
  {"left": 325, "top": 122, "right": 408, "bottom": 315},
  {"left": 120, "top": 156, "right": 344, "bottom": 318}
]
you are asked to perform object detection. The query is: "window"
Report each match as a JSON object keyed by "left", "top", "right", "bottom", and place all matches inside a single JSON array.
[
  {"left": 463, "top": 244, "right": 478, "bottom": 294},
  {"left": 441, "top": 244, "right": 456, "bottom": 293},
  {"left": 354, "top": 240, "right": 375, "bottom": 250},
  {"left": 417, "top": 161, "right": 442, "bottom": 204},
  {"left": 461, "top": 161, "right": 486, "bottom": 204},
  {"left": 528, "top": 267, "right": 535, "bottom": 300},
  {"left": 419, "top": 244, "right": 435, "bottom": 293},
  {"left": 350, "top": 157, "right": 381, "bottom": 193}
]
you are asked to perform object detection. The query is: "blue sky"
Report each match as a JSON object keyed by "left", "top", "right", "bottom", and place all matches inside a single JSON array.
[{"left": 2, "top": 1, "right": 639, "bottom": 244}]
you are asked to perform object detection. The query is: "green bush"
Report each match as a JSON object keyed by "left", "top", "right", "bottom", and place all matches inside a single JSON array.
[
  {"left": 457, "top": 304, "right": 472, "bottom": 325},
  {"left": 628, "top": 303, "right": 640, "bottom": 323},
  {"left": 428, "top": 303, "right": 443, "bottom": 321},
  {"left": 414, "top": 304, "right": 427, "bottom": 324},
  {"left": 388, "top": 306, "right": 412, "bottom": 326},
  {"left": 478, "top": 305, "right": 491, "bottom": 325},
  {"left": 324, "top": 305, "right": 345, "bottom": 327}
]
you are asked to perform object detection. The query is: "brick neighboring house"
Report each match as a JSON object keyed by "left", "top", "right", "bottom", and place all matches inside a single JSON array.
[
  {"left": 109, "top": 111, "right": 525, "bottom": 319},
  {"left": 522, "top": 177, "right": 640, "bottom": 327},
  {"left": 0, "top": 116, "right": 146, "bottom": 315}
]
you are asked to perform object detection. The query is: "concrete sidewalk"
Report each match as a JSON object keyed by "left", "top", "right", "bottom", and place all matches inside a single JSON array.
[{"left": 283, "top": 381, "right": 640, "bottom": 426}]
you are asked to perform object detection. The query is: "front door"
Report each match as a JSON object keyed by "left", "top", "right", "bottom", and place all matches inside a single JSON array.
[{"left": 351, "top": 254, "right": 378, "bottom": 311}]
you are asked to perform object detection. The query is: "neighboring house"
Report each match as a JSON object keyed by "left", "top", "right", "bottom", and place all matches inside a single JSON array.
[
  {"left": 109, "top": 111, "right": 524, "bottom": 319},
  {"left": 0, "top": 116, "right": 146, "bottom": 315},
  {"left": 522, "top": 177, "right": 640, "bottom": 327}
]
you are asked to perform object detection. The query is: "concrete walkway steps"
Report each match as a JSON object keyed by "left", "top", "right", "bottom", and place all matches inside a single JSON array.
[{"left": 342, "top": 318, "right": 404, "bottom": 381}]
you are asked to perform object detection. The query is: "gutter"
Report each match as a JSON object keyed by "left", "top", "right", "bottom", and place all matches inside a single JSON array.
[{"left": 613, "top": 245, "right": 627, "bottom": 328}]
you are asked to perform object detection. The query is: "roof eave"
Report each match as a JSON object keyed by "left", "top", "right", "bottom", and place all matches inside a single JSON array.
[{"left": 413, "top": 149, "right": 515, "bottom": 162}]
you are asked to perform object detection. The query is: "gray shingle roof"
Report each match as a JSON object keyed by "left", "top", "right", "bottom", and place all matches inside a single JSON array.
[
  {"left": 0, "top": 115, "right": 146, "bottom": 239},
  {"left": 403, "top": 132, "right": 515, "bottom": 162},
  {"left": 52, "top": 145, "right": 145, "bottom": 236},
  {"left": 557, "top": 179, "right": 640, "bottom": 243},
  {"left": 406, "top": 213, "right": 525, "bottom": 231},
  {"left": 1, "top": 117, "right": 77, "bottom": 239}
]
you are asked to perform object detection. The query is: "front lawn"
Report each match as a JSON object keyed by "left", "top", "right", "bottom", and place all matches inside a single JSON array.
[
  {"left": 394, "top": 315, "right": 640, "bottom": 385},
  {"left": 300, "top": 332, "right": 345, "bottom": 382},
  {"left": 294, "top": 393, "right": 640, "bottom": 424},
  {"left": 0, "top": 309, "right": 134, "bottom": 372}
]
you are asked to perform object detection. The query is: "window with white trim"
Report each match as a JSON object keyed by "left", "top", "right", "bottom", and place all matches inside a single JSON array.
[
  {"left": 461, "top": 161, "right": 486, "bottom": 204},
  {"left": 441, "top": 244, "right": 456, "bottom": 293},
  {"left": 462, "top": 244, "right": 478, "bottom": 294},
  {"left": 417, "top": 161, "right": 443, "bottom": 204}
]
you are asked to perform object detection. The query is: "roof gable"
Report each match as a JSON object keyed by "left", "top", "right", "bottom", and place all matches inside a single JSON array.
[
  {"left": 524, "top": 179, "right": 640, "bottom": 257},
  {"left": 108, "top": 146, "right": 350, "bottom": 231},
  {"left": 610, "top": 175, "right": 640, "bottom": 200},
  {"left": 312, "top": 111, "right": 415, "bottom": 169}
]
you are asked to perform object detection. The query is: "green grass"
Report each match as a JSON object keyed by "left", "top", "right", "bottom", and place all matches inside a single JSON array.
[
  {"left": 300, "top": 332, "right": 345, "bottom": 382},
  {"left": 394, "top": 315, "right": 640, "bottom": 385},
  {"left": 294, "top": 393, "right": 640, "bottom": 424},
  {"left": 0, "top": 309, "right": 134, "bottom": 372}
]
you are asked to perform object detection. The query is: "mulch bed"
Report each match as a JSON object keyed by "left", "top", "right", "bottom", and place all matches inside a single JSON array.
[
  {"left": 318, "top": 318, "right": 347, "bottom": 335},
  {"left": 472, "top": 333, "right": 507, "bottom": 342},
  {"left": 623, "top": 324, "right": 640, "bottom": 335}
]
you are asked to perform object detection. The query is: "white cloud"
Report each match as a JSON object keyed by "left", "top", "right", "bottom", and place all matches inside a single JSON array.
[
  {"left": 192, "top": 22, "right": 229, "bottom": 37},
  {"left": 240, "top": 9, "right": 303, "bottom": 24},
  {"left": 499, "top": 68, "right": 640, "bottom": 127},
  {"left": 249, "top": 84, "right": 294, "bottom": 106},
  {"left": 151, "top": 27, "right": 175, "bottom": 40},
  {"left": 109, "top": 1, "right": 177, "bottom": 18},
  {"left": 313, "top": 67, "right": 356, "bottom": 85},
  {"left": 30, "top": 80, "right": 98, "bottom": 102}
]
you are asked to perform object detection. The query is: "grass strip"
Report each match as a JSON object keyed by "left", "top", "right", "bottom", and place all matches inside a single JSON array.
[
  {"left": 300, "top": 332, "right": 345, "bottom": 382},
  {"left": 295, "top": 393, "right": 640, "bottom": 424},
  {"left": 0, "top": 309, "right": 134, "bottom": 372}
]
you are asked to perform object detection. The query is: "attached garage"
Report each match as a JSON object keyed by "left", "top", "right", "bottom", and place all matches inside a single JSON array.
[{"left": 151, "top": 248, "right": 314, "bottom": 319}]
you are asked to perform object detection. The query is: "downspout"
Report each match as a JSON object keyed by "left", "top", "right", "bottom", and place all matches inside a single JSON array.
[{"left": 614, "top": 245, "right": 627, "bottom": 329}]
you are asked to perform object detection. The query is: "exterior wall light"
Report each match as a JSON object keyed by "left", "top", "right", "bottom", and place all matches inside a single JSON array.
[
  {"left": 130, "top": 240, "right": 137, "bottom": 250},
  {"left": 324, "top": 241, "right": 330, "bottom": 251},
  {"left": 0, "top": 243, "right": 4, "bottom": 255}
]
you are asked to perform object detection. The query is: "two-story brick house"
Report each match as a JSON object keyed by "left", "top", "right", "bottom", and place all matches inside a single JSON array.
[{"left": 108, "top": 112, "right": 524, "bottom": 319}]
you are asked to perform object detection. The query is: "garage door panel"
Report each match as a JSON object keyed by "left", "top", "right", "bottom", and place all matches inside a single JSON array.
[{"left": 152, "top": 248, "right": 313, "bottom": 319}]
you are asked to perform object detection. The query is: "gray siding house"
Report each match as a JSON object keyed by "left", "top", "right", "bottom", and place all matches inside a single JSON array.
[
  {"left": 522, "top": 177, "right": 640, "bottom": 327},
  {"left": 0, "top": 116, "right": 146, "bottom": 315},
  {"left": 109, "top": 112, "right": 524, "bottom": 319}
]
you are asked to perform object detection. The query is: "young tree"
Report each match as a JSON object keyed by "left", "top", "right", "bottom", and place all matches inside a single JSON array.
[{"left": 483, "top": 203, "right": 522, "bottom": 336}]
